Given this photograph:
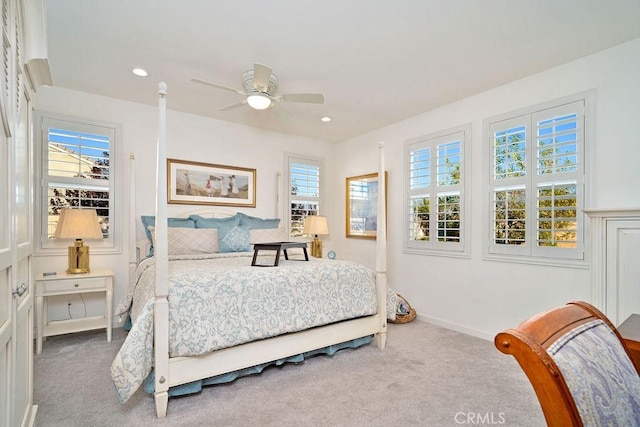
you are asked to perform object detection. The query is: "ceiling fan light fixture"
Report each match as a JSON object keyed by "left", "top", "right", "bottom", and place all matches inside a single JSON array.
[{"left": 247, "top": 94, "right": 271, "bottom": 110}]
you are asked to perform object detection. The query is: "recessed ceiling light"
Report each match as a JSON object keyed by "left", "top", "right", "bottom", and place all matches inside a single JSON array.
[
  {"left": 320, "top": 116, "right": 331, "bottom": 122},
  {"left": 132, "top": 68, "right": 148, "bottom": 77}
]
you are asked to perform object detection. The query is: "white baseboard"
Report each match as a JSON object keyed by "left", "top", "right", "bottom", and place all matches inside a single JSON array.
[{"left": 416, "top": 313, "right": 494, "bottom": 342}]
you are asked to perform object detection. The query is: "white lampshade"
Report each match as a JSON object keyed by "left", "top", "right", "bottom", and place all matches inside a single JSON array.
[
  {"left": 54, "top": 208, "right": 102, "bottom": 274},
  {"left": 303, "top": 215, "right": 329, "bottom": 236},
  {"left": 54, "top": 208, "right": 103, "bottom": 239},
  {"left": 246, "top": 94, "right": 272, "bottom": 110}
]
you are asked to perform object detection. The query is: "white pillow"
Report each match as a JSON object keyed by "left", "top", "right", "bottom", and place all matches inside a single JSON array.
[
  {"left": 148, "top": 226, "right": 219, "bottom": 255},
  {"left": 249, "top": 227, "right": 287, "bottom": 244}
]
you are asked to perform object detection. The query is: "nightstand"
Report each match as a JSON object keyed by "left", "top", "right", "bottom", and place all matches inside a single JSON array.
[{"left": 35, "top": 268, "right": 114, "bottom": 354}]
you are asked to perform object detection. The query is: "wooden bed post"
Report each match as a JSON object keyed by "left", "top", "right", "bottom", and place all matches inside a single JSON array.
[
  {"left": 376, "top": 142, "right": 387, "bottom": 349},
  {"left": 128, "top": 153, "right": 137, "bottom": 279},
  {"left": 276, "top": 171, "right": 283, "bottom": 221},
  {"left": 154, "top": 82, "right": 170, "bottom": 417}
]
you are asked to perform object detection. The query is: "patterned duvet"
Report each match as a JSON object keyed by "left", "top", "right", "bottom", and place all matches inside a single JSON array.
[{"left": 111, "top": 252, "right": 390, "bottom": 403}]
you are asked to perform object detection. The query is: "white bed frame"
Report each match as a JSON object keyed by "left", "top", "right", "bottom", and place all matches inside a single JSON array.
[{"left": 130, "top": 83, "right": 388, "bottom": 418}]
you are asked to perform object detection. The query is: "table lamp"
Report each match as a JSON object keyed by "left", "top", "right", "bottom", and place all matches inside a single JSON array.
[
  {"left": 303, "top": 215, "right": 329, "bottom": 258},
  {"left": 54, "top": 208, "right": 103, "bottom": 274}
]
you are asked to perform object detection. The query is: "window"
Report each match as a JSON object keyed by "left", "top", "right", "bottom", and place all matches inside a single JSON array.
[
  {"left": 285, "top": 153, "right": 323, "bottom": 237},
  {"left": 484, "top": 93, "right": 591, "bottom": 264},
  {"left": 404, "top": 124, "right": 470, "bottom": 256},
  {"left": 35, "top": 112, "right": 120, "bottom": 252}
]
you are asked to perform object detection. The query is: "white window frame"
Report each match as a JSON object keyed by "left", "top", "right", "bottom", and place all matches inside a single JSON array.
[
  {"left": 34, "top": 111, "right": 122, "bottom": 255},
  {"left": 482, "top": 91, "right": 594, "bottom": 267},
  {"left": 284, "top": 153, "right": 324, "bottom": 238},
  {"left": 403, "top": 123, "right": 471, "bottom": 258}
]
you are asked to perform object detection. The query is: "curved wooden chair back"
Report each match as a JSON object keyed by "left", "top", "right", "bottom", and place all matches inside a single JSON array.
[{"left": 495, "top": 301, "right": 640, "bottom": 426}]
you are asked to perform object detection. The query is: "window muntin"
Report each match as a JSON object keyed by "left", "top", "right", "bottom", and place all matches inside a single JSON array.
[
  {"left": 410, "top": 147, "right": 430, "bottom": 190},
  {"left": 536, "top": 182, "right": 577, "bottom": 248},
  {"left": 493, "top": 125, "right": 526, "bottom": 180},
  {"left": 405, "top": 124, "right": 469, "bottom": 256},
  {"left": 437, "top": 192, "right": 460, "bottom": 242},
  {"left": 492, "top": 186, "right": 527, "bottom": 247},
  {"left": 409, "top": 195, "right": 430, "bottom": 241},
  {"left": 486, "top": 97, "right": 586, "bottom": 262},
  {"left": 437, "top": 141, "right": 461, "bottom": 186},
  {"left": 537, "top": 114, "right": 578, "bottom": 175}
]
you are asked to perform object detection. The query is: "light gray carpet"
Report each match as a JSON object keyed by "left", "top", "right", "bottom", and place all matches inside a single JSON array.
[{"left": 34, "top": 321, "right": 545, "bottom": 426}]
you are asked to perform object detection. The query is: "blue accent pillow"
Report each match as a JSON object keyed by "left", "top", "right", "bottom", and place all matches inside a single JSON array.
[
  {"left": 219, "top": 223, "right": 251, "bottom": 253},
  {"left": 190, "top": 214, "right": 240, "bottom": 229},
  {"left": 141, "top": 216, "right": 196, "bottom": 256},
  {"left": 238, "top": 213, "right": 280, "bottom": 229}
]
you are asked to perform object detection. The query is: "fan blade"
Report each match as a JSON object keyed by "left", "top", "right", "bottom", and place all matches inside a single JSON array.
[
  {"left": 269, "top": 105, "right": 293, "bottom": 119},
  {"left": 280, "top": 93, "right": 324, "bottom": 104},
  {"left": 190, "top": 78, "right": 245, "bottom": 95},
  {"left": 253, "top": 63, "right": 272, "bottom": 92},
  {"left": 219, "top": 100, "right": 248, "bottom": 111}
]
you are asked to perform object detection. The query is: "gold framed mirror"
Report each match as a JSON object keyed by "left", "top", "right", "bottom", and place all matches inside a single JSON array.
[{"left": 345, "top": 172, "right": 387, "bottom": 239}]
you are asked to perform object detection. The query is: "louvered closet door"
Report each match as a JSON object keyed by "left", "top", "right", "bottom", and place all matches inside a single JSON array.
[
  {"left": 0, "top": 95, "right": 11, "bottom": 426},
  {"left": 0, "top": 0, "right": 36, "bottom": 423},
  {"left": 11, "top": 82, "right": 35, "bottom": 427},
  {"left": 0, "top": 0, "right": 12, "bottom": 418}
]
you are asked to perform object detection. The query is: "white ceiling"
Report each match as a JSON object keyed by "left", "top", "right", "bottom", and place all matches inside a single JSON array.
[{"left": 44, "top": 0, "right": 640, "bottom": 143}]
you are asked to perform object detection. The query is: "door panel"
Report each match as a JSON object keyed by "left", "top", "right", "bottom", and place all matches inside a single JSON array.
[
  {"left": 0, "top": 103, "right": 10, "bottom": 426},
  {"left": 0, "top": 260, "right": 8, "bottom": 331},
  {"left": 0, "top": 334, "right": 9, "bottom": 427},
  {"left": 15, "top": 296, "right": 32, "bottom": 427},
  {"left": 606, "top": 220, "right": 640, "bottom": 324}
]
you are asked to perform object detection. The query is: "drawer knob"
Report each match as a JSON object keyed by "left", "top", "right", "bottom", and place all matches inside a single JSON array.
[{"left": 74, "top": 283, "right": 80, "bottom": 288}]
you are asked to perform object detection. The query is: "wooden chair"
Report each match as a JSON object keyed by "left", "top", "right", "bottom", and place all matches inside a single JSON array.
[{"left": 495, "top": 301, "right": 640, "bottom": 426}]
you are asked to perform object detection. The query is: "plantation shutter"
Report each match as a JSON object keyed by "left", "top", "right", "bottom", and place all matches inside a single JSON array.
[
  {"left": 289, "top": 158, "right": 321, "bottom": 237},
  {"left": 406, "top": 128, "right": 465, "bottom": 253},
  {"left": 487, "top": 101, "right": 584, "bottom": 260},
  {"left": 408, "top": 144, "right": 431, "bottom": 243},
  {"left": 531, "top": 100, "right": 584, "bottom": 259},
  {"left": 489, "top": 115, "right": 529, "bottom": 256},
  {"left": 43, "top": 117, "right": 113, "bottom": 241}
]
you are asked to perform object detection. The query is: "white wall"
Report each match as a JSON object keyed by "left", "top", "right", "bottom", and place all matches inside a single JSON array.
[
  {"left": 333, "top": 38, "right": 640, "bottom": 339},
  {"left": 34, "top": 86, "right": 336, "bottom": 323}
]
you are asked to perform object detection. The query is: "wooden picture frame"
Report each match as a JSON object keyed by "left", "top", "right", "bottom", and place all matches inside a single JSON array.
[
  {"left": 346, "top": 172, "right": 387, "bottom": 239},
  {"left": 167, "top": 158, "right": 256, "bottom": 207}
]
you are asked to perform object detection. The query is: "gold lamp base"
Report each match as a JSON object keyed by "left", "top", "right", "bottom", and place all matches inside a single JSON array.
[
  {"left": 310, "top": 237, "right": 322, "bottom": 258},
  {"left": 67, "top": 239, "right": 91, "bottom": 274}
]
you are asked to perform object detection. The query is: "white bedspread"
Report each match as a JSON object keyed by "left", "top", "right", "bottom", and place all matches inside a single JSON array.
[{"left": 111, "top": 252, "right": 392, "bottom": 403}]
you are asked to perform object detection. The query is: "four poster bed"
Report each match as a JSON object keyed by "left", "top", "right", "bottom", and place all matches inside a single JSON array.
[{"left": 111, "top": 83, "right": 390, "bottom": 418}]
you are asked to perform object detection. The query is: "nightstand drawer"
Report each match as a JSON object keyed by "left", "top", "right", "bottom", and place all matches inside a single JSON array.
[{"left": 43, "top": 277, "right": 107, "bottom": 293}]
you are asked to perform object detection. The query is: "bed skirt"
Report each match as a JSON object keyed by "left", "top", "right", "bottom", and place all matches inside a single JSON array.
[{"left": 143, "top": 335, "right": 373, "bottom": 397}]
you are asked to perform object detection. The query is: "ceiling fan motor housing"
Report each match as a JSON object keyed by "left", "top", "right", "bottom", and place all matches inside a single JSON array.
[{"left": 242, "top": 70, "right": 278, "bottom": 96}]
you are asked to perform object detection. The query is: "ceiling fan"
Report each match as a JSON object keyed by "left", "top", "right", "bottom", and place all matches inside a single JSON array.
[{"left": 191, "top": 63, "right": 324, "bottom": 111}]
